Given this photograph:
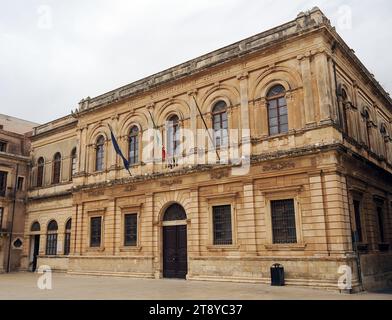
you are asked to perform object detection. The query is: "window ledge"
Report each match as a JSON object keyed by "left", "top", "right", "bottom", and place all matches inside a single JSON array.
[
  {"left": 119, "top": 246, "right": 142, "bottom": 252},
  {"left": 86, "top": 247, "right": 105, "bottom": 252},
  {"left": 206, "top": 245, "right": 240, "bottom": 252},
  {"left": 264, "top": 243, "right": 307, "bottom": 251}
]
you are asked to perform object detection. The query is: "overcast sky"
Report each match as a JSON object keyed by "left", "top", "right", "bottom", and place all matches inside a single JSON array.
[{"left": 0, "top": 0, "right": 391, "bottom": 124}]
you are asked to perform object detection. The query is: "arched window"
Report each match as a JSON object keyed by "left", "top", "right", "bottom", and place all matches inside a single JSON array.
[
  {"left": 166, "top": 115, "right": 180, "bottom": 157},
  {"left": 212, "top": 101, "right": 228, "bottom": 148},
  {"left": 163, "top": 203, "right": 187, "bottom": 221},
  {"left": 95, "top": 135, "right": 105, "bottom": 171},
  {"left": 64, "top": 219, "right": 71, "bottom": 255},
  {"left": 380, "top": 123, "right": 388, "bottom": 139},
  {"left": 129, "top": 126, "right": 139, "bottom": 165},
  {"left": 52, "top": 153, "right": 61, "bottom": 184},
  {"left": 46, "top": 220, "right": 58, "bottom": 255},
  {"left": 340, "top": 88, "right": 349, "bottom": 134},
  {"left": 37, "top": 157, "right": 44, "bottom": 187},
  {"left": 267, "top": 85, "right": 288, "bottom": 135},
  {"left": 70, "top": 148, "right": 77, "bottom": 180},
  {"left": 362, "top": 109, "right": 372, "bottom": 149},
  {"left": 31, "top": 221, "right": 40, "bottom": 232},
  {"left": 380, "top": 123, "right": 389, "bottom": 159}
]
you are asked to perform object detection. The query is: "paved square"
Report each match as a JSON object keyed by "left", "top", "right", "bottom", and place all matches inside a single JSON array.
[{"left": 0, "top": 273, "right": 391, "bottom": 300}]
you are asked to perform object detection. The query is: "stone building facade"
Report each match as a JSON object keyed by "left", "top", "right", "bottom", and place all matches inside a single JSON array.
[
  {"left": 0, "top": 114, "right": 37, "bottom": 272},
  {"left": 18, "top": 8, "right": 392, "bottom": 291}
]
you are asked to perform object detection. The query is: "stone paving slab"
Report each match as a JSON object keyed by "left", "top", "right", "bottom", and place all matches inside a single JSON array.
[{"left": 0, "top": 272, "right": 391, "bottom": 300}]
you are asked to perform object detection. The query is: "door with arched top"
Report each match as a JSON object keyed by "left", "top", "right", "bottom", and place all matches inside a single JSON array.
[{"left": 162, "top": 203, "right": 188, "bottom": 279}]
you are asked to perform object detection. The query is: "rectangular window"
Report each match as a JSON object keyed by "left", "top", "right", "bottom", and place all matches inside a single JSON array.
[
  {"left": 377, "top": 206, "right": 385, "bottom": 243},
  {"left": 0, "top": 141, "right": 6, "bottom": 152},
  {"left": 212, "top": 205, "right": 232, "bottom": 245},
  {"left": 124, "top": 214, "right": 138, "bottom": 246},
  {"left": 17, "top": 177, "right": 24, "bottom": 191},
  {"left": 46, "top": 233, "right": 58, "bottom": 255},
  {"left": 353, "top": 200, "right": 363, "bottom": 242},
  {"left": 271, "top": 199, "right": 297, "bottom": 244},
  {"left": 90, "top": 217, "right": 102, "bottom": 247},
  {"left": 0, "top": 207, "right": 3, "bottom": 229},
  {"left": 0, "top": 171, "right": 7, "bottom": 197}
]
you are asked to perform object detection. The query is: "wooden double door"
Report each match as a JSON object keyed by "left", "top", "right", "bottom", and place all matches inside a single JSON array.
[{"left": 163, "top": 225, "right": 187, "bottom": 279}]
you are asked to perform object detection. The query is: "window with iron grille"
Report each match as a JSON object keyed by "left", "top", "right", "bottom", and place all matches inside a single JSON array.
[
  {"left": 129, "top": 126, "right": 139, "bottom": 165},
  {"left": 90, "top": 217, "right": 102, "bottom": 247},
  {"left": 46, "top": 220, "right": 58, "bottom": 255},
  {"left": 37, "top": 157, "right": 44, "bottom": 187},
  {"left": 64, "top": 219, "right": 71, "bottom": 255},
  {"left": 0, "top": 171, "right": 7, "bottom": 197},
  {"left": 212, "top": 205, "right": 232, "bottom": 245},
  {"left": 271, "top": 199, "right": 297, "bottom": 244},
  {"left": 0, "top": 141, "right": 7, "bottom": 152},
  {"left": 124, "top": 214, "right": 137, "bottom": 246},
  {"left": 46, "top": 233, "right": 57, "bottom": 255},
  {"left": 267, "top": 85, "right": 288, "bottom": 135}
]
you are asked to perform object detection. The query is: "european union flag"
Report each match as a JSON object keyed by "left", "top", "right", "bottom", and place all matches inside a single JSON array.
[{"left": 108, "top": 124, "right": 131, "bottom": 176}]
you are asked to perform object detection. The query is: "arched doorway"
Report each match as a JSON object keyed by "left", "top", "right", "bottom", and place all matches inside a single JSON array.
[
  {"left": 162, "top": 203, "right": 188, "bottom": 279},
  {"left": 29, "top": 221, "right": 41, "bottom": 272}
]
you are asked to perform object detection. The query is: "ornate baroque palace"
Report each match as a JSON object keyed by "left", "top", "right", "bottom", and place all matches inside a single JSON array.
[{"left": 2, "top": 8, "right": 392, "bottom": 291}]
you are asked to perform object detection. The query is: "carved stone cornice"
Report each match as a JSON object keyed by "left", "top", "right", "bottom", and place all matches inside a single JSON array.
[{"left": 236, "top": 72, "right": 249, "bottom": 81}]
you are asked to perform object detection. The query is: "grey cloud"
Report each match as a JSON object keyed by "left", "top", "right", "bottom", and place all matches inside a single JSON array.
[{"left": 0, "top": 0, "right": 390, "bottom": 124}]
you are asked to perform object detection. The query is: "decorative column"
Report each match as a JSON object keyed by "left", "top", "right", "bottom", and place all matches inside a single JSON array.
[
  {"left": 146, "top": 103, "right": 156, "bottom": 173},
  {"left": 258, "top": 98, "right": 269, "bottom": 137},
  {"left": 242, "top": 180, "right": 257, "bottom": 255},
  {"left": 237, "top": 73, "right": 251, "bottom": 166},
  {"left": 308, "top": 171, "right": 329, "bottom": 254},
  {"left": 298, "top": 53, "right": 316, "bottom": 126},
  {"left": 188, "top": 90, "right": 198, "bottom": 164},
  {"left": 109, "top": 115, "right": 119, "bottom": 171},
  {"left": 188, "top": 188, "right": 200, "bottom": 257},
  {"left": 78, "top": 125, "right": 88, "bottom": 174},
  {"left": 145, "top": 192, "right": 158, "bottom": 278},
  {"left": 314, "top": 49, "right": 333, "bottom": 123}
]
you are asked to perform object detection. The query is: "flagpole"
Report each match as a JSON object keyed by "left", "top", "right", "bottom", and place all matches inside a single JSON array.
[
  {"left": 107, "top": 123, "right": 132, "bottom": 177},
  {"left": 191, "top": 95, "right": 221, "bottom": 161}
]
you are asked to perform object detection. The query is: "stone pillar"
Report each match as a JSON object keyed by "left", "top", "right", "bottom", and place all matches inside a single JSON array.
[
  {"left": 106, "top": 197, "right": 117, "bottom": 255},
  {"left": 145, "top": 103, "right": 156, "bottom": 173},
  {"left": 259, "top": 98, "right": 269, "bottom": 137},
  {"left": 145, "top": 193, "right": 158, "bottom": 277},
  {"left": 188, "top": 188, "right": 200, "bottom": 257},
  {"left": 79, "top": 125, "right": 88, "bottom": 174},
  {"left": 314, "top": 50, "right": 333, "bottom": 123},
  {"left": 241, "top": 180, "right": 257, "bottom": 254},
  {"left": 308, "top": 171, "right": 329, "bottom": 254},
  {"left": 70, "top": 203, "right": 79, "bottom": 255},
  {"left": 298, "top": 53, "right": 316, "bottom": 126}
]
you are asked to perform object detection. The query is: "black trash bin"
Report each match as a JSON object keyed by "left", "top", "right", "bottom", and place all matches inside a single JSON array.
[{"left": 270, "top": 263, "right": 285, "bottom": 286}]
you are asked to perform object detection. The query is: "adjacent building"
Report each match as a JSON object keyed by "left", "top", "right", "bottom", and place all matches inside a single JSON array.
[
  {"left": 8, "top": 8, "right": 392, "bottom": 291},
  {"left": 0, "top": 114, "right": 37, "bottom": 272}
]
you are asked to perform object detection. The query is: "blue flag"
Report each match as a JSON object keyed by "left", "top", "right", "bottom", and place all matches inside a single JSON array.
[{"left": 108, "top": 124, "right": 131, "bottom": 175}]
